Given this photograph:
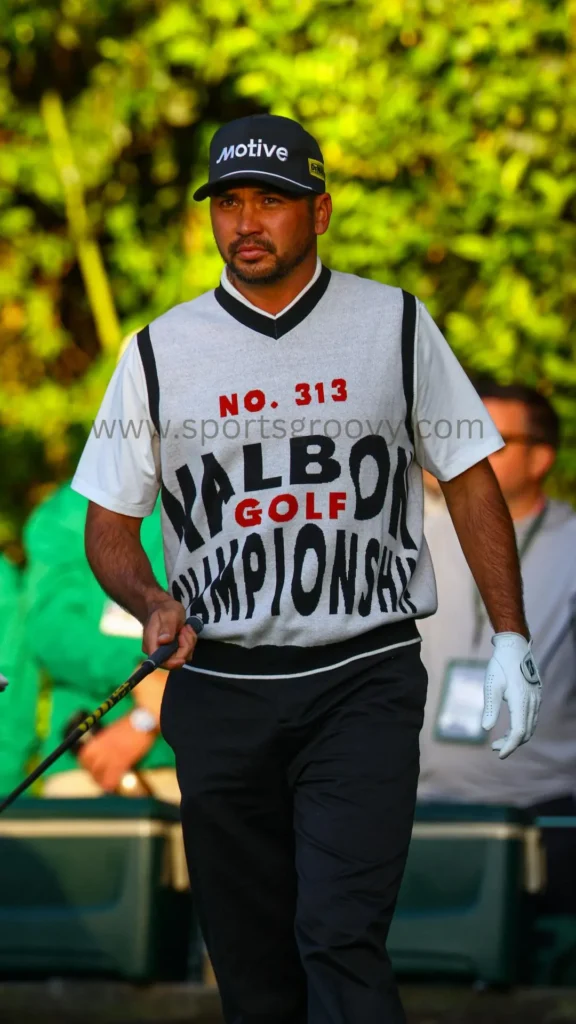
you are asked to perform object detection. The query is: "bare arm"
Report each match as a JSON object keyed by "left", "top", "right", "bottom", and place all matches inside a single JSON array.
[
  {"left": 85, "top": 502, "right": 197, "bottom": 670},
  {"left": 439, "top": 459, "right": 529, "bottom": 640},
  {"left": 79, "top": 667, "right": 169, "bottom": 793},
  {"left": 134, "top": 669, "right": 168, "bottom": 721}
]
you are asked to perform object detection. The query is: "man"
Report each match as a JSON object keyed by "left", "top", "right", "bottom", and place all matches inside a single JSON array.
[
  {"left": 24, "top": 483, "right": 179, "bottom": 802},
  {"left": 0, "top": 553, "right": 40, "bottom": 795},
  {"left": 70, "top": 114, "right": 542, "bottom": 1024},
  {"left": 419, "top": 379, "right": 576, "bottom": 913}
]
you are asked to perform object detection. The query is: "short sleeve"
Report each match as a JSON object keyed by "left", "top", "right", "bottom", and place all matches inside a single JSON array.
[
  {"left": 413, "top": 301, "right": 504, "bottom": 481},
  {"left": 71, "top": 337, "right": 161, "bottom": 516}
]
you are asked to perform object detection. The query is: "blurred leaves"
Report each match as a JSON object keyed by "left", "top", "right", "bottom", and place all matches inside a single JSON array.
[{"left": 0, "top": 0, "right": 575, "bottom": 547}]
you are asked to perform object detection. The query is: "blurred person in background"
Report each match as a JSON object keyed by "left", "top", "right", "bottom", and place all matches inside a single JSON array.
[
  {"left": 419, "top": 378, "right": 576, "bottom": 913},
  {"left": 23, "top": 483, "right": 179, "bottom": 803},
  {"left": 0, "top": 553, "right": 40, "bottom": 795}
]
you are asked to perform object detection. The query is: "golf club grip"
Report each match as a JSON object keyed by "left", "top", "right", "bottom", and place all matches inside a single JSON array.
[{"left": 145, "top": 614, "right": 204, "bottom": 668}]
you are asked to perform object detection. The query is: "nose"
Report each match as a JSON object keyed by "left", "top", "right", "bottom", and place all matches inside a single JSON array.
[{"left": 235, "top": 200, "right": 262, "bottom": 236}]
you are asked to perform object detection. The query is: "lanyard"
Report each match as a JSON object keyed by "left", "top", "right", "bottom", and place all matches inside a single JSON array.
[{"left": 471, "top": 502, "right": 548, "bottom": 650}]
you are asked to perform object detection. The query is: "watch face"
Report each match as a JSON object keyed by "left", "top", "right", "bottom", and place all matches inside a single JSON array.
[{"left": 130, "top": 708, "right": 157, "bottom": 733}]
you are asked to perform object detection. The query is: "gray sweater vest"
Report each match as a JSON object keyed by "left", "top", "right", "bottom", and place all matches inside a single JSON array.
[{"left": 137, "top": 267, "right": 434, "bottom": 677}]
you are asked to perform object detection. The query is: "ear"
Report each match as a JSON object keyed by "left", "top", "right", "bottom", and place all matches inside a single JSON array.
[
  {"left": 528, "top": 444, "right": 556, "bottom": 482},
  {"left": 314, "top": 193, "right": 332, "bottom": 236}
]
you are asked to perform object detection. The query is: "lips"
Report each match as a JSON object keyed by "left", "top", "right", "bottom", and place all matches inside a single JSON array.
[{"left": 235, "top": 246, "right": 269, "bottom": 259}]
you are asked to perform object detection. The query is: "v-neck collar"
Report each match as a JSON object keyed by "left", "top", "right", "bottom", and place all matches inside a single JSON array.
[{"left": 214, "top": 262, "right": 332, "bottom": 339}]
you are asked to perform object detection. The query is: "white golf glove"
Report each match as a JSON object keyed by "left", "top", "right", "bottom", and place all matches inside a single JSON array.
[
  {"left": 481, "top": 633, "right": 542, "bottom": 759},
  {"left": 0, "top": 673, "right": 8, "bottom": 692}
]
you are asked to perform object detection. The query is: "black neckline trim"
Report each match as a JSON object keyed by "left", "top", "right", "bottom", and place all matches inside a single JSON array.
[{"left": 214, "top": 264, "right": 332, "bottom": 339}]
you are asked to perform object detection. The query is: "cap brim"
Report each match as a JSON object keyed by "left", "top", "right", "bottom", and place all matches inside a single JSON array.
[{"left": 193, "top": 171, "right": 314, "bottom": 201}]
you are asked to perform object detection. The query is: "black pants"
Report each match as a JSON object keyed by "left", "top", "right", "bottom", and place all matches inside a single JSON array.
[{"left": 161, "top": 642, "right": 428, "bottom": 1024}]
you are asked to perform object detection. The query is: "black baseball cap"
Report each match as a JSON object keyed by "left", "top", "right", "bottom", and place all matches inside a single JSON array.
[{"left": 193, "top": 114, "right": 326, "bottom": 201}]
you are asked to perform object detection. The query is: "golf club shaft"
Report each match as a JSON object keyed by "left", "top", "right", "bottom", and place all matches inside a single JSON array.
[{"left": 0, "top": 615, "right": 203, "bottom": 814}]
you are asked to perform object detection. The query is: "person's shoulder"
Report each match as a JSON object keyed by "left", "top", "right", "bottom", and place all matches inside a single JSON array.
[
  {"left": 148, "top": 288, "right": 219, "bottom": 335},
  {"left": 545, "top": 499, "right": 576, "bottom": 538},
  {"left": 24, "top": 482, "right": 87, "bottom": 550},
  {"left": 328, "top": 268, "right": 403, "bottom": 307}
]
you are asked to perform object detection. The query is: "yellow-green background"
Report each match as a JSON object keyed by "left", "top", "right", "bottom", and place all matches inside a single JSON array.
[{"left": 1, "top": 0, "right": 575, "bottom": 556}]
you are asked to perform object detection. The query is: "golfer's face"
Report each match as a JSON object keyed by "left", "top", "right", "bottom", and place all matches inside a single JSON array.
[{"left": 210, "top": 186, "right": 316, "bottom": 281}]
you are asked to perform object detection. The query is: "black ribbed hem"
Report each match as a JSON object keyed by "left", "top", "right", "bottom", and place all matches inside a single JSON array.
[{"left": 184, "top": 619, "right": 420, "bottom": 679}]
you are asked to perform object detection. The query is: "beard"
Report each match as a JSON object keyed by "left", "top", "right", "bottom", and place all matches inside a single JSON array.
[{"left": 225, "top": 234, "right": 315, "bottom": 286}]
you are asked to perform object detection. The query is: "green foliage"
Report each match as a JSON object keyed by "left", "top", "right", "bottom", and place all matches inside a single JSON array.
[{"left": 1, "top": 0, "right": 575, "bottom": 548}]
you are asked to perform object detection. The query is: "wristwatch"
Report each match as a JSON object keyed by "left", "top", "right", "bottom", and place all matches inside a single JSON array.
[{"left": 129, "top": 707, "right": 158, "bottom": 734}]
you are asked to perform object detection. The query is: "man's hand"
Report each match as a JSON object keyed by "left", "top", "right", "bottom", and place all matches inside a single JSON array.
[
  {"left": 85, "top": 505, "right": 198, "bottom": 665},
  {"left": 482, "top": 633, "right": 542, "bottom": 759},
  {"left": 79, "top": 715, "right": 155, "bottom": 792},
  {"left": 143, "top": 598, "right": 198, "bottom": 670}
]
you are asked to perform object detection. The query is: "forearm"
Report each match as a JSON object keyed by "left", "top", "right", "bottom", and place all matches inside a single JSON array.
[
  {"left": 439, "top": 460, "right": 529, "bottom": 639},
  {"left": 133, "top": 668, "right": 167, "bottom": 721},
  {"left": 85, "top": 502, "right": 170, "bottom": 624}
]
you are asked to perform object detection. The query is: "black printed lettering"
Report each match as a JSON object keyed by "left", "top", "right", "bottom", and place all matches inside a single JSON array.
[
  {"left": 376, "top": 545, "right": 398, "bottom": 613},
  {"left": 349, "top": 435, "right": 390, "bottom": 521},
  {"left": 243, "top": 443, "right": 282, "bottom": 491},
  {"left": 291, "top": 524, "right": 327, "bottom": 616},
  {"left": 271, "top": 527, "right": 285, "bottom": 616},
  {"left": 358, "top": 538, "right": 380, "bottom": 617},
  {"left": 161, "top": 468, "right": 205, "bottom": 554},
  {"left": 290, "top": 435, "right": 341, "bottom": 484},
  {"left": 210, "top": 541, "right": 240, "bottom": 622},
  {"left": 329, "top": 530, "right": 358, "bottom": 614},
  {"left": 187, "top": 566, "right": 209, "bottom": 620},
  {"left": 242, "top": 533, "right": 267, "bottom": 619},
  {"left": 201, "top": 452, "right": 235, "bottom": 538},
  {"left": 177, "top": 572, "right": 195, "bottom": 608},
  {"left": 388, "top": 447, "right": 417, "bottom": 549},
  {"left": 396, "top": 556, "right": 417, "bottom": 614}
]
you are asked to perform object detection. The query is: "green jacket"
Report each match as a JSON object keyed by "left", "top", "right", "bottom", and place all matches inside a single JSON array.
[
  {"left": 24, "top": 484, "right": 174, "bottom": 775},
  {"left": 0, "top": 555, "right": 40, "bottom": 794}
]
